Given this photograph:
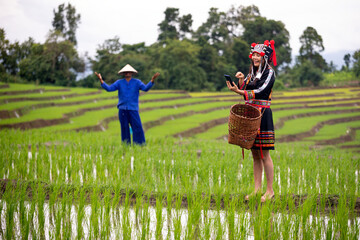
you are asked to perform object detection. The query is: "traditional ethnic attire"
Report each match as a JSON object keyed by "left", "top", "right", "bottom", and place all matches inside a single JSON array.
[
  {"left": 101, "top": 64, "right": 154, "bottom": 145},
  {"left": 240, "top": 67, "right": 275, "bottom": 150},
  {"left": 240, "top": 40, "right": 277, "bottom": 153}
]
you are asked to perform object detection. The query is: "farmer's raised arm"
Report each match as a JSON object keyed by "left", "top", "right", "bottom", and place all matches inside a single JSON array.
[
  {"left": 95, "top": 72, "right": 118, "bottom": 92},
  {"left": 139, "top": 72, "right": 160, "bottom": 92}
]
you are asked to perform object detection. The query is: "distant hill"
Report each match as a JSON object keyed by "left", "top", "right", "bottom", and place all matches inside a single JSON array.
[{"left": 323, "top": 49, "right": 355, "bottom": 69}]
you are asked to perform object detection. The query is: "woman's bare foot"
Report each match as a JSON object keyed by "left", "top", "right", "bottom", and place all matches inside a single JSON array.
[
  {"left": 245, "top": 191, "right": 260, "bottom": 201},
  {"left": 261, "top": 191, "right": 274, "bottom": 203}
]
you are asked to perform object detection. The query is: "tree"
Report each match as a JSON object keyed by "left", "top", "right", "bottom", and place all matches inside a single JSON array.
[
  {"left": 91, "top": 37, "right": 151, "bottom": 85},
  {"left": 226, "top": 37, "right": 249, "bottom": 72},
  {"left": 298, "top": 26, "right": 327, "bottom": 70},
  {"left": 91, "top": 36, "right": 124, "bottom": 83},
  {"left": 122, "top": 42, "right": 147, "bottom": 55},
  {"left": 157, "top": 8, "right": 193, "bottom": 42},
  {"left": 342, "top": 53, "right": 351, "bottom": 71},
  {"left": 242, "top": 16, "right": 292, "bottom": 68},
  {"left": 197, "top": 40, "right": 232, "bottom": 91},
  {"left": 19, "top": 31, "right": 84, "bottom": 86},
  {"left": 151, "top": 39, "right": 207, "bottom": 91},
  {"left": 352, "top": 50, "right": 360, "bottom": 77},
  {"left": 52, "top": 4, "right": 66, "bottom": 33},
  {"left": 226, "top": 5, "right": 260, "bottom": 36},
  {"left": 0, "top": 28, "right": 34, "bottom": 78},
  {"left": 98, "top": 36, "right": 122, "bottom": 54},
  {"left": 193, "top": 8, "right": 230, "bottom": 48},
  {"left": 179, "top": 14, "right": 193, "bottom": 40},
  {"left": 158, "top": 8, "right": 180, "bottom": 41},
  {"left": 292, "top": 60, "right": 324, "bottom": 87},
  {"left": 328, "top": 61, "right": 337, "bottom": 73},
  {"left": 52, "top": 3, "right": 81, "bottom": 45}
]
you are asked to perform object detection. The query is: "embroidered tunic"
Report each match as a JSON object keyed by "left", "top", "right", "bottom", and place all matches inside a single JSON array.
[{"left": 240, "top": 67, "right": 275, "bottom": 150}]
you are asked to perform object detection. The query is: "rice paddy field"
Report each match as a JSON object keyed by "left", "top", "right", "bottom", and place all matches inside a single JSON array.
[{"left": 0, "top": 83, "right": 360, "bottom": 239}]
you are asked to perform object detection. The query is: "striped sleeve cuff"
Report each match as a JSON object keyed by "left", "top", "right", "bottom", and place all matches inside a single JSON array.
[{"left": 245, "top": 90, "right": 255, "bottom": 100}]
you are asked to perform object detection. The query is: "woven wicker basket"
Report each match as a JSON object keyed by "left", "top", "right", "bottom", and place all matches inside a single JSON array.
[{"left": 228, "top": 104, "right": 262, "bottom": 149}]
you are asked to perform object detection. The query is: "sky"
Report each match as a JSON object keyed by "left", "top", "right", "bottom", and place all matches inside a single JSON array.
[{"left": 1, "top": 0, "right": 360, "bottom": 68}]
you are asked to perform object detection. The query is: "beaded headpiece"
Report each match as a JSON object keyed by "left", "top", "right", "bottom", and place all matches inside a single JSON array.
[{"left": 249, "top": 40, "right": 277, "bottom": 66}]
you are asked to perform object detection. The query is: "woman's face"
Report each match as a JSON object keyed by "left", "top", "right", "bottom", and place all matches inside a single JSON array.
[{"left": 252, "top": 52, "right": 262, "bottom": 67}]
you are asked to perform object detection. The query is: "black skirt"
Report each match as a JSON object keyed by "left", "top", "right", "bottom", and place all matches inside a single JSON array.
[{"left": 252, "top": 108, "right": 275, "bottom": 150}]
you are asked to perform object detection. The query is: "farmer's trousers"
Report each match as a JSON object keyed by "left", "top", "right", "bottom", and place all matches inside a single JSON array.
[{"left": 118, "top": 109, "right": 145, "bottom": 145}]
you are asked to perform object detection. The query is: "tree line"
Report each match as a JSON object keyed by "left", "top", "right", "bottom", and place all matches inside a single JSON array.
[{"left": 1, "top": 3, "right": 359, "bottom": 91}]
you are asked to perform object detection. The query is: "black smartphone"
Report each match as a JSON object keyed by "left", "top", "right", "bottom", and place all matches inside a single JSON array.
[{"left": 224, "top": 74, "right": 235, "bottom": 86}]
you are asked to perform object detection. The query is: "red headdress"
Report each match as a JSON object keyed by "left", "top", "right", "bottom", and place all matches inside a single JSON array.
[{"left": 249, "top": 40, "right": 277, "bottom": 66}]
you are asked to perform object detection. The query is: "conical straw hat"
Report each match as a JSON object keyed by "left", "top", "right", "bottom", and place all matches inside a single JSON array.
[{"left": 118, "top": 64, "right": 138, "bottom": 74}]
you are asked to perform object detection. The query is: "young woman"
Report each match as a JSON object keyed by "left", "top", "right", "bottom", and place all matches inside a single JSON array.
[{"left": 226, "top": 40, "right": 277, "bottom": 202}]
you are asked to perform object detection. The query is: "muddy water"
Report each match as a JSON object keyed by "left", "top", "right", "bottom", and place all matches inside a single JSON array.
[{"left": 1, "top": 200, "right": 360, "bottom": 239}]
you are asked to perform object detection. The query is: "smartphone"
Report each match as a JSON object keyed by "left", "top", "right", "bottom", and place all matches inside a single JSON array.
[{"left": 224, "top": 74, "right": 235, "bottom": 86}]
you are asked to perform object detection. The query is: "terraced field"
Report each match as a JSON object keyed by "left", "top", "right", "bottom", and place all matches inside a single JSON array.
[
  {"left": 1, "top": 83, "right": 359, "bottom": 151},
  {"left": 1, "top": 83, "right": 360, "bottom": 239}
]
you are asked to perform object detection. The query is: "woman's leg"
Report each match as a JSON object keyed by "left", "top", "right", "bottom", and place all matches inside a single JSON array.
[
  {"left": 261, "top": 150, "right": 274, "bottom": 201},
  {"left": 245, "top": 149, "right": 263, "bottom": 200},
  {"left": 251, "top": 149, "right": 263, "bottom": 193}
]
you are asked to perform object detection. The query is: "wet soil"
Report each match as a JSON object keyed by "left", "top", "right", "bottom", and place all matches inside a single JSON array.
[{"left": 0, "top": 179, "right": 359, "bottom": 215}]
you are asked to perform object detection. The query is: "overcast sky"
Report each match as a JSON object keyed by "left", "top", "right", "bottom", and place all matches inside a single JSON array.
[{"left": 1, "top": 0, "right": 359, "bottom": 68}]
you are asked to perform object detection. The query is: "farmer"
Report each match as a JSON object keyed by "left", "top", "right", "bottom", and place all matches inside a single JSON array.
[
  {"left": 95, "top": 64, "right": 160, "bottom": 145},
  {"left": 226, "top": 40, "right": 276, "bottom": 202}
]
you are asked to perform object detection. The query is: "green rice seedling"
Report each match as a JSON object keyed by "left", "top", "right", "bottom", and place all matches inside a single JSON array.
[
  {"left": 111, "top": 184, "right": 121, "bottom": 224},
  {"left": 90, "top": 187, "right": 100, "bottom": 239},
  {"left": 173, "top": 193, "right": 183, "bottom": 240},
  {"left": 201, "top": 194, "right": 212, "bottom": 240},
  {"left": 165, "top": 184, "right": 173, "bottom": 239},
  {"left": 122, "top": 189, "right": 132, "bottom": 240},
  {"left": 325, "top": 209, "right": 335, "bottom": 239},
  {"left": 134, "top": 185, "right": 144, "bottom": 232},
  {"left": 18, "top": 184, "right": 31, "bottom": 239},
  {"left": 299, "top": 195, "right": 317, "bottom": 239},
  {"left": 261, "top": 203, "right": 276, "bottom": 239},
  {"left": 334, "top": 195, "right": 351, "bottom": 239},
  {"left": 214, "top": 209, "right": 224, "bottom": 240},
  {"left": 54, "top": 194, "right": 62, "bottom": 239},
  {"left": 35, "top": 182, "right": 46, "bottom": 239},
  {"left": 140, "top": 193, "right": 151, "bottom": 240},
  {"left": 238, "top": 211, "right": 251, "bottom": 240},
  {"left": 225, "top": 195, "right": 237, "bottom": 240},
  {"left": 3, "top": 185, "right": 16, "bottom": 239},
  {"left": 47, "top": 184, "right": 59, "bottom": 237},
  {"left": 63, "top": 187, "right": 74, "bottom": 239},
  {"left": 100, "top": 188, "right": 112, "bottom": 239},
  {"left": 184, "top": 193, "right": 193, "bottom": 240},
  {"left": 155, "top": 195, "right": 164, "bottom": 240},
  {"left": 188, "top": 191, "right": 203, "bottom": 239},
  {"left": 75, "top": 187, "right": 86, "bottom": 240}
]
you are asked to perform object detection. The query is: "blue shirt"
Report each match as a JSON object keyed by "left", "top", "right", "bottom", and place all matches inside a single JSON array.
[{"left": 101, "top": 78, "right": 154, "bottom": 111}]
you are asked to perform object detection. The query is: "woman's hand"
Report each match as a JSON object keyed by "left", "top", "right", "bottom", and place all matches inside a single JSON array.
[
  {"left": 151, "top": 72, "right": 160, "bottom": 83},
  {"left": 226, "top": 80, "right": 240, "bottom": 93},
  {"left": 235, "top": 72, "right": 244, "bottom": 80},
  {"left": 226, "top": 79, "right": 244, "bottom": 96},
  {"left": 94, "top": 72, "right": 104, "bottom": 84},
  {"left": 235, "top": 71, "right": 244, "bottom": 86}
]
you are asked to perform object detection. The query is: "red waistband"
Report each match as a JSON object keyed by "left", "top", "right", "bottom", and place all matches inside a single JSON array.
[{"left": 245, "top": 99, "right": 271, "bottom": 108}]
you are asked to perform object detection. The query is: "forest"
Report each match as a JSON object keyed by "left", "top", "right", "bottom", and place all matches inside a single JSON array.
[{"left": 1, "top": 3, "right": 360, "bottom": 91}]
